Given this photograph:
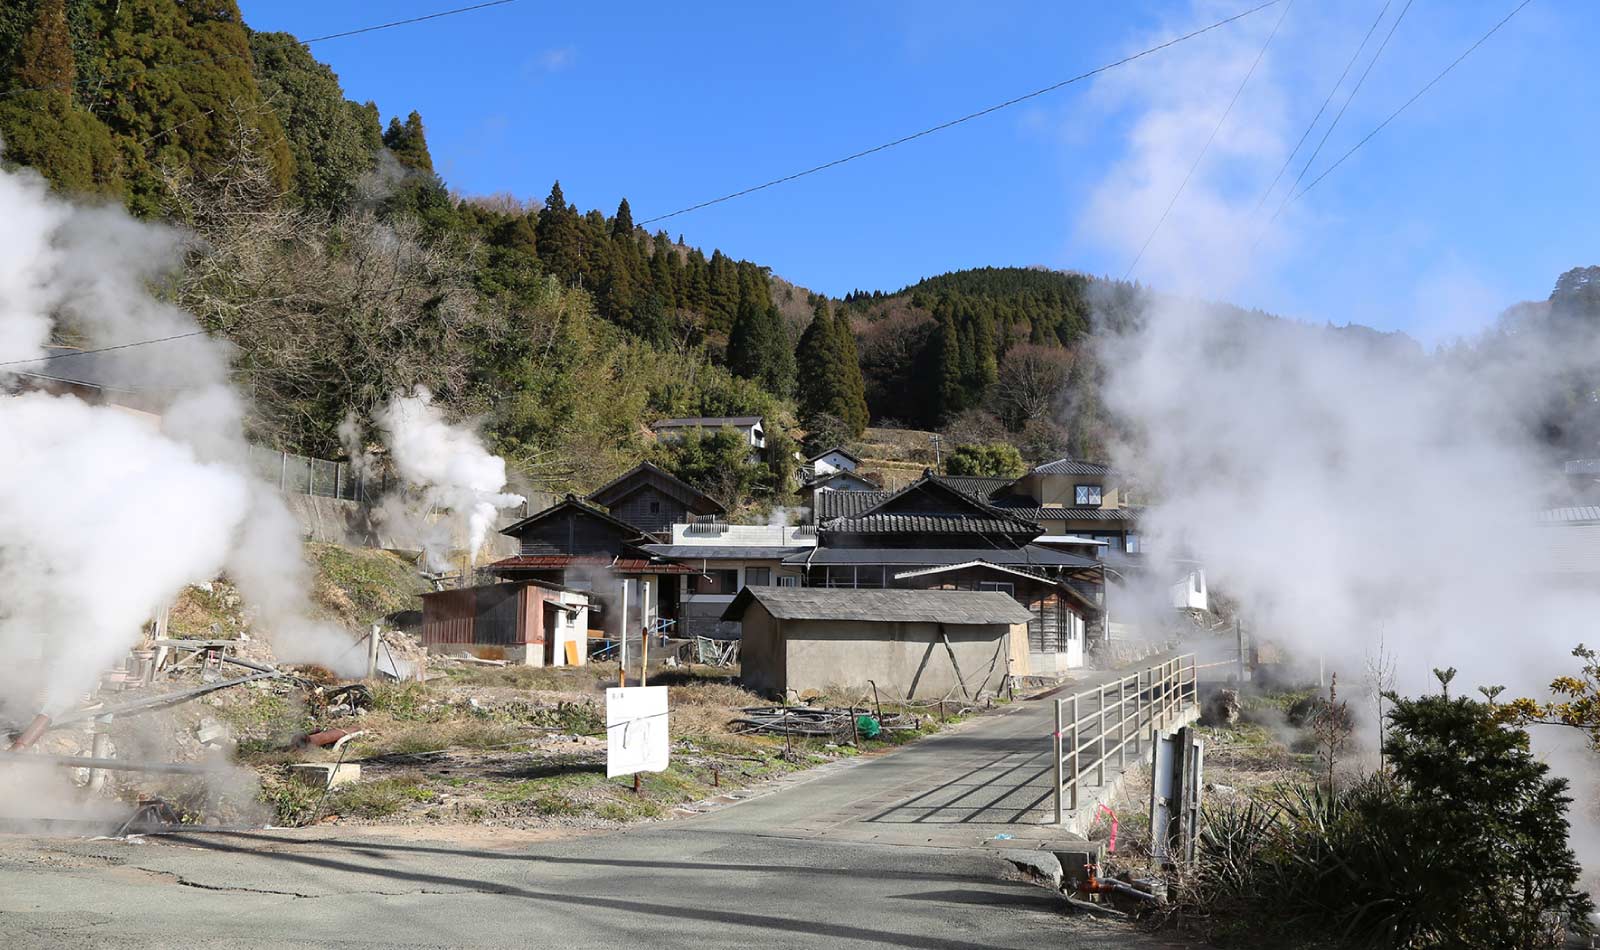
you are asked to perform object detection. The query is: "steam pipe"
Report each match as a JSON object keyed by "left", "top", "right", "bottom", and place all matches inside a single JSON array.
[
  {"left": 7, "top": 714, "right": 51, "bottom": 751},
  {"left": 0, "top": 751, "right": 213, "bottom": 775}
]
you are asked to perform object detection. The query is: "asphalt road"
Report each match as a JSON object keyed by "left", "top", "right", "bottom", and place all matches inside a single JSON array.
[{"left": 0, "top": 679, "right": 1188, "bottom": 950}]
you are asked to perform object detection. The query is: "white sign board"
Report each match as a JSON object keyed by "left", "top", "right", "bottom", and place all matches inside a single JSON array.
[{"left": 606, "top": 686, "right": 669, "bottom": 778}]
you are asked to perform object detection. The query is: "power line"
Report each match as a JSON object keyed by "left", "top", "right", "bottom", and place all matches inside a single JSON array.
[
  {"left": 1265, "top": 0, "right": 1417, "bottom": 224},
  {"left": 1288, "top": 0, "right": 1535, "bottom": 205},
  {"left": 0, "top": 0, "right": 521, "bottom": 101},
  {"left": 636, "top": 0, "right": 1286, "bottom": 227},
  {"left": 0, "top": 330, "right": 211, "bottom": 368},
  {"left": 1121, "top": 0, "right": 1294, "bottom": 280},
  {"left": 1251, "top": 0, "right": 1393, "bottom": 215}
]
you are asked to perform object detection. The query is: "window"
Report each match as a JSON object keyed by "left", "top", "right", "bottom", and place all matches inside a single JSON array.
[
  {"left": 745, "top": 567, "right": 771, "bottom": 587},
  {"left": 977, "top": 581, "right": 1015, "bottom": 597},
  {"left": 1124, "top": 533, "right": 1141, "bottom": 554},
  {"left": 687, "top": 570, "right": 739, "bottom": 595},
  {"left": 649, "top": 501, "right": 660, "bottom": 514},
  {"left": 778, "top": 574, "right": 800, "bottom": 588},
  {"left": 1193, "top": 571, "right": 1203, "bottom": 594},
  {"left": 1075, "top": 484, "right": 1103, "bottom": 506}
]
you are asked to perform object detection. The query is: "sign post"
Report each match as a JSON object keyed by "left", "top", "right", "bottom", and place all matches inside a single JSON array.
[{"left": 607, "top": 686, "right": 669, "bottom": 785}]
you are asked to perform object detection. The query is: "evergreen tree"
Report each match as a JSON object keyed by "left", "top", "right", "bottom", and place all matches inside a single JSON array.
[
  {"left": 831, "top": 308, "right": 870, "bottom": 434},
  {"left": 611, "top": 197, "right": 634, "bottom": 239},
  {"left": 0, "top": 0, "right": 121, "bottom": 195},
  {"left": 762, "top": 304, "right": 795, "bottom": 399},
  {"left": 250, "top": 31, "right": 378, "bottom": 207},
  {"left": 383, "top": 110, "right": 434, "bottom": 175},
  {"left": 90, "top": 0, "right": 294, "bottom": 213},
  {"left": 536, "top": 180, "right": 584, "bottom": 282},
  {"left": 934, "top": 307, "right": 965, "bottom": 421},
  {"left": 727, "top": 286, "right": 768, "bottom": 382},
  {"left": 14, "top": 0, "right": 73, "bottom": 91},
  {"left": 796, "top": 301, "right": 842, "bottom": 422}
]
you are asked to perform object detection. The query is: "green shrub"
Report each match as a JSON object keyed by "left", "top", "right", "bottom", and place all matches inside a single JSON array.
[{"left": 1169, "top": 692, "right": 1593, "bottom": 949}]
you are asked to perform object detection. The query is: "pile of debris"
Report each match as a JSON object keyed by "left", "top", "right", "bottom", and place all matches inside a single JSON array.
[{"left": 729, "top": 706, "right": 918, "bottom": 740}]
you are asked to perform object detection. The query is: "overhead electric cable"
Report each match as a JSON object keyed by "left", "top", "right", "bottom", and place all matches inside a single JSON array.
[
  {"left": 1266, "top": 0, "right": 1417, "bottom": 222},
  {"left": 1121, "top": 0, "right": 1294, "bottom": 280},
  {"left": 1285, "top": 0, "right": 1534, "bottom": 205},
  {"left": 0, "top": 0, "right": 521, "bottom": 101},
  {"left": 636, "top": 0, "right": 1285, "bottom": 226},
  {"left": 1251, "top": 0, "right": 1393, "bottom": 214}
]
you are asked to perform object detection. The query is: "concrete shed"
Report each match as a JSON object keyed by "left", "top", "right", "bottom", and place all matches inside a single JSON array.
[{"left": 722, "top": 588, "right": 1032, "bottom": 699}]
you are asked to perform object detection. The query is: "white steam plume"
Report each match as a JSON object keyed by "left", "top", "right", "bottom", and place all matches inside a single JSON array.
[
  {"left": 362, "top": 386, "right": 524, "bottom": 573},
  {"left": 0, "top": 157, "right": 357, "bottom": 722},
  {"left": 1080, "top": 2, "right": 1600, "bottom": 702}
]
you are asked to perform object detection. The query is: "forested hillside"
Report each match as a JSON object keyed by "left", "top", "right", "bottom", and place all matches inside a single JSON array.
[
  {"left": 4, "top": 1, "right": 1594, "bottom": 509},
  {"left": 0, "top": 0, "right": 815, "bottom": 501}
]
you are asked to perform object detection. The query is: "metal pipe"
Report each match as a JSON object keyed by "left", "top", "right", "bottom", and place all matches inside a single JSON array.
[
  {"left": 49, "top": 671, "right": 279, "bottom": 728},
  {"left": 7, "top": 714, "right": 51, "bottom": 751},
  {"left": 0, "top": 751, "right": 214, "bottom": 775}
]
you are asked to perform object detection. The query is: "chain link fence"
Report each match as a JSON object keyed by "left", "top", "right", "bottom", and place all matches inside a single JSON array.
[{"left": 247, "top": 445, "right": 392, "bottom": 503}]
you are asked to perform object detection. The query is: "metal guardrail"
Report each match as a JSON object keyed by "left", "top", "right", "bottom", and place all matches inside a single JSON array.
[{"left": 1053, "top": 653, "right": 1198, "bottom": 823}]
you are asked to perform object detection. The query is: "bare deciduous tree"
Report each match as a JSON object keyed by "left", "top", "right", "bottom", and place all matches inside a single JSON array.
[{"left": 993, "top": 343, "right": 1075, "bottom": 429}]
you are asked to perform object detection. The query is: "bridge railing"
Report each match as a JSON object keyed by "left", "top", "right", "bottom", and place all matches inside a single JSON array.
[{"left": 1053, "top": 653, "right": 1198, "bottom": 823}]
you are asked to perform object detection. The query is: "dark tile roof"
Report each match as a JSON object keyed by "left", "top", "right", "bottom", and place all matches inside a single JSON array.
[
  {"left": 1031, "top": 458, "right": 1115, "bottom": 476},
  {"left": 993, "top": 506, "right": 1139, "bottom": 523},
  {"left": 938, "top": 476, "right": 1015, "bottom": 499},
  {"left": 823, "top": 513, "right": 1040, "bottom": 536},
  {"left": 499, "top": 495, "right": 646, "bottom": 539},
  {"left": 815, "top": 490, "right": 891, "bottom": 520},
  {"left": 587, "top": 461, "right": 724, "bottom": 515},
  {"left": 722, "top": 587, "right": 1033, "bottom": 625},
  {"left": 826, "top": 472, "right": 1040, "bottom": 535},
  {"left": 801, "top": 471, "right": 881, "bottom": 492},
  {"left": 651, "top": 415, "right": 763, "bottom": 429}
]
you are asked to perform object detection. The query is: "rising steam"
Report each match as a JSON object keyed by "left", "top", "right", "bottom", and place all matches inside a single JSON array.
[
  {"left": 346, "top": 386, "right": 524, "bottom": 573},
  {"left": 1081, "top": 2, "right": 1600, "bottom": 699},
  {"left": 0, "top": 156, "right": 358, "bottom": 724}
]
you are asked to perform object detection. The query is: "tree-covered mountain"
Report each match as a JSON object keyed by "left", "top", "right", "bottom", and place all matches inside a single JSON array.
[{"left": 4, "top": 0, "right": 1593, "bottom": 505}]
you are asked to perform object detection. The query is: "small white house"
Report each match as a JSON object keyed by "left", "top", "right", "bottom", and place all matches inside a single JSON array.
[
  {"left": 807, "top": 446, "right": 862, "bottom": 477},
  {"left": 1171, "top": 564, "right": 1207, "bottom": 612},
  {"left": 639, "top": 522, "right": 816, "bottom": 638}
]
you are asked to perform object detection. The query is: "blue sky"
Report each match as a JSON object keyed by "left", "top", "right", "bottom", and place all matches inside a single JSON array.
[{"left": 239, "top": 1, "right": 1597, "bottom": 341}]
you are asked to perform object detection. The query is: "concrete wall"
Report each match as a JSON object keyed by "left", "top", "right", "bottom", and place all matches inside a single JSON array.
[
  {"left": 738, "top": 607, "right": 1011, "bottom": 699},
  {"left": 281, "top": 492, "right": 529, "bottom": 559}
]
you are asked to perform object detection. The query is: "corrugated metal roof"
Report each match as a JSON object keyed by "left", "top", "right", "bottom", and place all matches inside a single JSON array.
[
  {"left": 1563, "top": 460, "right": 1600, "bottom": 476},
  {"left": 1031, "top": 458, "right": 1115, "bottom": 476},
  {"left": 786, "top": 545, "right": 1100, "bottom": 568},
  {"left": 485, "top": 555, "right": 699, "bottom": 575},
  {"left": 640, "top": 545, "right": 812, "bottom": 560},
  {"left": 722, "top": 587, "right": 1034, "bottom": 625},
  {"left": 1538, "top": 506, "right": 1600, "bottom": 524}
]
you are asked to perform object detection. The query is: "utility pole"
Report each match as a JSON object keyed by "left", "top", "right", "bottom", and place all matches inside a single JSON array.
[
  {"left": 930, "top": 434, "right": 942, "bottom": 473},
  {"left": 617, "top": 580, "right": 629, "bottom": 688},
  {"left": 1235, "top": 618, "right": 1245, "bottom": 683}
]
